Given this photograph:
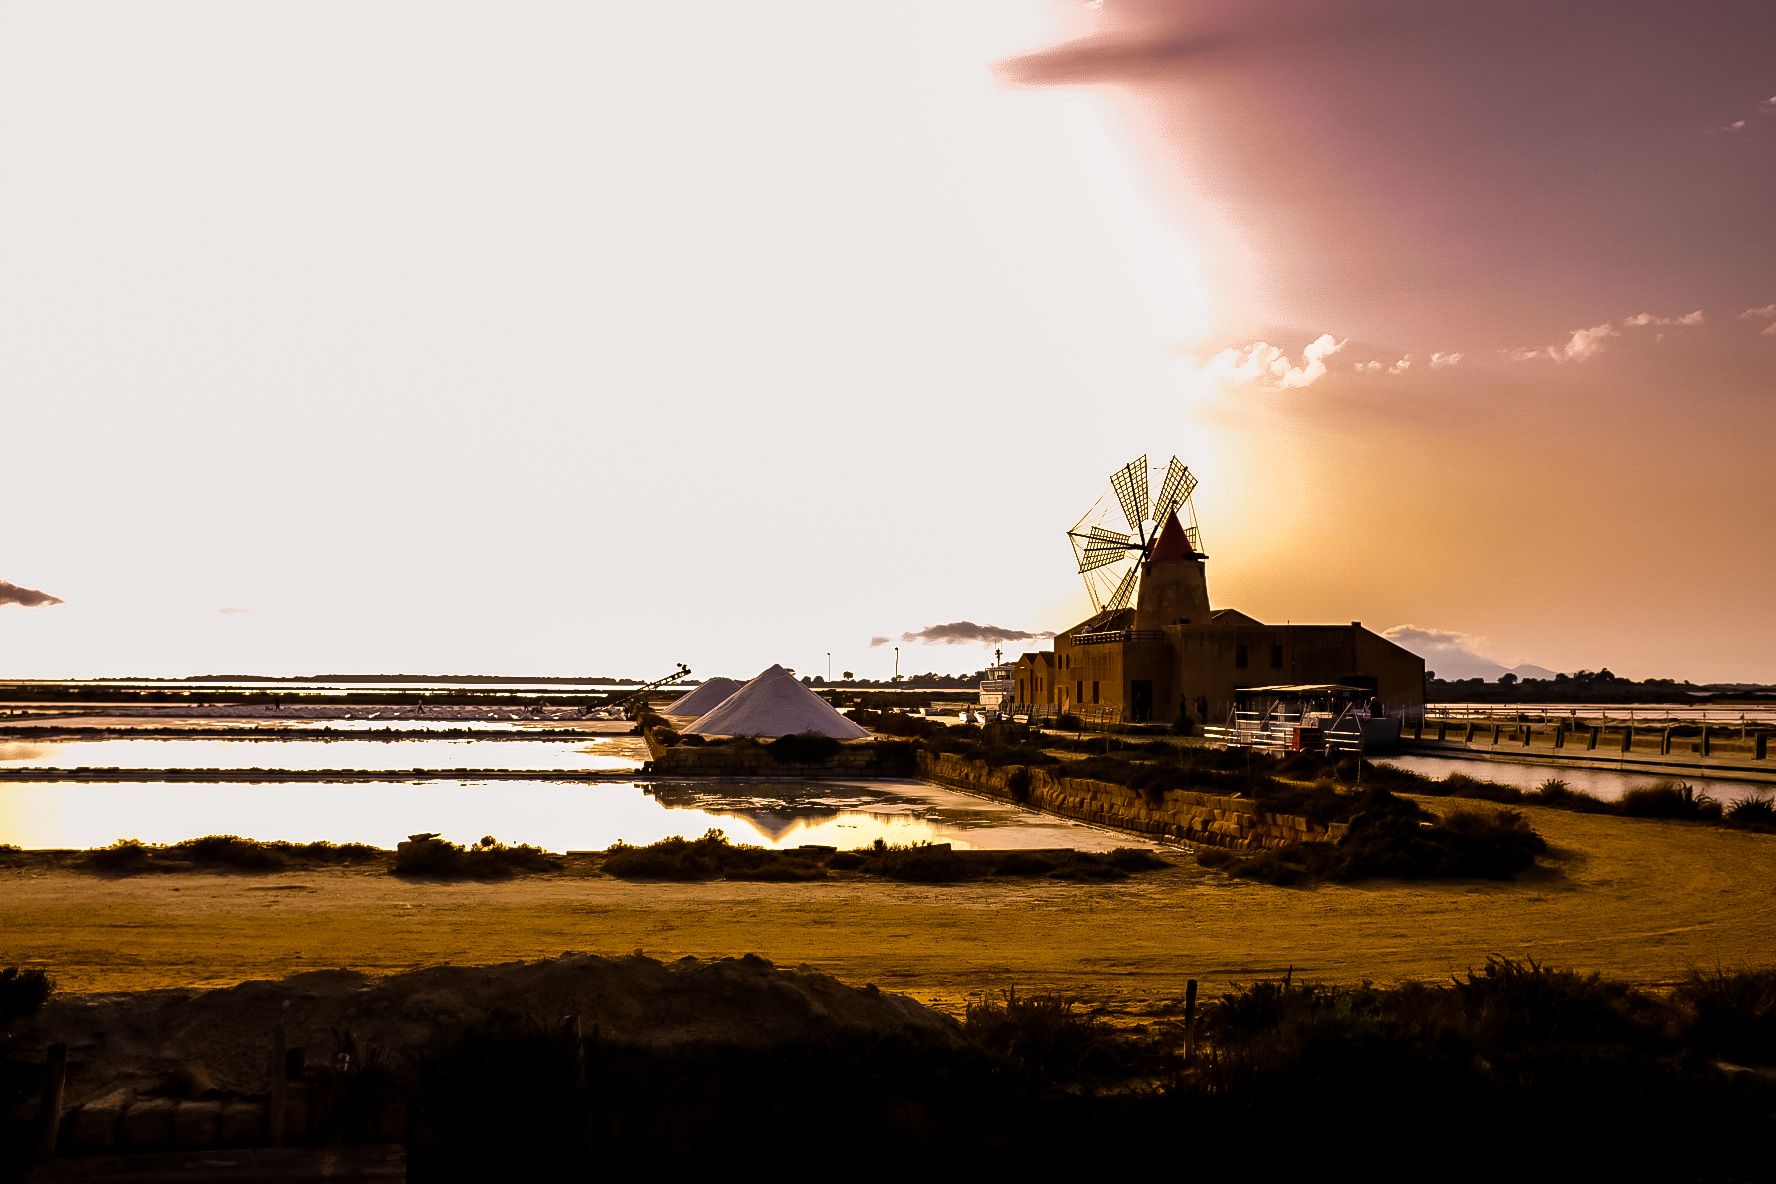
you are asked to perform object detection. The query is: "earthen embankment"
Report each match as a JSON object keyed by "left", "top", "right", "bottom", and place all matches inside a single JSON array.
[{"left": 916, "top": 752, "right": 1342, "bottom": 850}]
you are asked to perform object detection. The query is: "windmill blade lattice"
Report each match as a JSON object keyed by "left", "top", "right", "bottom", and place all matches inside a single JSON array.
[
  {"left": 1077, "top": 526, "right": 1133, "bottom": 573},
  {"left": 1109, "top": 455, "right": 1151, "bottom": 539},
  {"left": 1151, "top": 457, "right": 1198, "bottom": 527},
  {"left": 1104, "top": 565, "right": 1139, "bottom": 612},
  {"left": 1066, "top": 453, "right": 1206, "bottom": 617}
]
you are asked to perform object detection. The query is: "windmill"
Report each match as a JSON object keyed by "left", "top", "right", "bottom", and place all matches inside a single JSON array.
[{"left": 1067, "top": 455, "right": 1205, "bottom": 614}]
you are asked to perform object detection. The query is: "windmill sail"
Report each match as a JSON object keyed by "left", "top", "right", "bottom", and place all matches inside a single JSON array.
[
  {"left": 1109, "top": 455, "right": 1150, "bottom": 539},
  {"left": 1104, "top": 564, "right": 1139, "bottom": 612},
  {"left": 1151, "top": 457, "right": 1197, "bottom": 528},
  {"left": 1078, "top": 526, "right": 1133, "bottom": 573}
]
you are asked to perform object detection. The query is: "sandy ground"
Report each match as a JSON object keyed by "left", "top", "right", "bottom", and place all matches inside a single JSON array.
[{"left": 5, "top": 799, "right": 1774, "bottom": 1015}]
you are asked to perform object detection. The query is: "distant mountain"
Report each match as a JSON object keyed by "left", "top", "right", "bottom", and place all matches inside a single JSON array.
[{"left": 1506, "top": 664, "right": 1558, "bottom": 682}]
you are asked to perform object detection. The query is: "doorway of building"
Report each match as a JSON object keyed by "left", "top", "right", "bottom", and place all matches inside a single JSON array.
[{"left": 1131, "top": 680, "right": 1153, "bottom": 722}]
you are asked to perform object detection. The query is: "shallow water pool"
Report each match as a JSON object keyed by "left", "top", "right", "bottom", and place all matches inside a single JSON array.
[{"left": 0, "top": 777, "right": 1145, "bottom": 853}]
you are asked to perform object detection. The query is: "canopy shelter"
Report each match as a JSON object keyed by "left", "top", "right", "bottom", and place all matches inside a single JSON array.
[
  {"left": 663, "top": 677, "right": 743, "bottom": 717},
  {"left": 684, "top": 665, "right": 870, "bottom": 740}
]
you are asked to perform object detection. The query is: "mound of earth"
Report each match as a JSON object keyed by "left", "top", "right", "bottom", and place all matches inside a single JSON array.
[{"left": 24, "top": 953, "right": 958, "bottom": 1108}]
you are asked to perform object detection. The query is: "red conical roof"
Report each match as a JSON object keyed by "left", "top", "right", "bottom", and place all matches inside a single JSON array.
[{"left": 1146, "top": 511, "right": 1198, "bottom": 562}]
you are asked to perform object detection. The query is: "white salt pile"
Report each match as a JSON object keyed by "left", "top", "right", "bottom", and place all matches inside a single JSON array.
[
  {"left": 664, "top": 676, "right": 742, "bottom": 717},
  {"left": 685, "top": 664, "right": 870, "bottom": 739}
]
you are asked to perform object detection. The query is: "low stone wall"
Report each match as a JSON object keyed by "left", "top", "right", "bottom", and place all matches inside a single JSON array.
[
  {"left": 643, "top": 735, "right": 915, "bottom": 778},
  {"left": 916, "top": 751, "right": 1345, "bottom": 851}
]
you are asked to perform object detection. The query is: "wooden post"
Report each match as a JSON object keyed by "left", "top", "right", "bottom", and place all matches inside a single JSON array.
[
  {"left": 1521, "top": 725, "right": 1532, "bottom": 747},
  {"left": 1588, "top": 726, "right": 1600, "bottom": 751},
  {"left": 1756, "top": 733, "right": 1768, "bottom": 761},
  {"left": 1661, "top": 728, "right": 1673, "bottom": 755},
  {"left": 268, "top": 1024, "right": 287, "bottom": 1148},
  {"left": 37, "top": 1042, "right": 67, "bottom": 1157},
  {"left": 1436, "top": 720, "right": 1448, "bottom": 742},
  {"left": 1700, "top": 727, "right": 1711, "bottom": 757},
  {"left": 1184, "top": 980, "right": 1198, "bottom": 1061},
  {"left": 1491, "top": 723, "right": 1501, "bottom": 745}
]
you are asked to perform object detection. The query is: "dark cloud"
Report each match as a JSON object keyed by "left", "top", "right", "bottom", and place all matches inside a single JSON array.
[
  {"left": 880, "top": 622, "right": 1057, "bottom": 648},
  {"left": 0, "top": 580, "right": 63, "bottom": 607},
  {"left": 1000, "top": 0, "right": 1776, "bottom": 355}
]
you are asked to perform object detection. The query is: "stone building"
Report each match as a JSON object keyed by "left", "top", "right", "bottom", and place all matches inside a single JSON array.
[{"left": 1010, "top": 511, "right": 1424, "bottom": 726}]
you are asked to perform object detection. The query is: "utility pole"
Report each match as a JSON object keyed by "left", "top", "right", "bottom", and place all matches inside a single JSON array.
[
  {"left": 826, "top": 653, "right": 831, "bottom": 681},
  {"left": 894, "top": 647, "right": 900, "bottom": 680}
]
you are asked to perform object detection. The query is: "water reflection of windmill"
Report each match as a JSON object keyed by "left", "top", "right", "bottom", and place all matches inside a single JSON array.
[{"left": 1067, "top": 455, "right": 1206, "bottom": 614}]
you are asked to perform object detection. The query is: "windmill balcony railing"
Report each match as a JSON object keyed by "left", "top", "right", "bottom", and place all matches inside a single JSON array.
[{"left": 1072, "top": 629, "right": 1167, "bottom": 646}]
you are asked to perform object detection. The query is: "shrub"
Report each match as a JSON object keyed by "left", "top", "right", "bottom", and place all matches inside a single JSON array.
[
  {"left": 394, "top": 834, "right": 561, "bottom": 880},
  {"left": 963, "top": 989, "right": 1155, "bottom": 1087},
  {"left": 1197, "top": 791, "right": 1546, "bottom": 885},
  {"left": 87, "top": 838, "right": 152, "bottom": 871},
  {"left": 1619, "top": 781, "right": 1722, "bottom": 820},
  {"left": 646, "top": 725, "right": 680, "bottom": 748},
  {"left": 171, "top": 834, "right": 287, "bottom": 870},
  {"left": 1723, "top": 793, "right": 1776, "bottom": 833},
  {"left": 1673, "top": 966, "right": 1776, "bottom": 1063},
  {"left": 600, "top": 829, "right": 826, "bottom": 881},
  {"left": 767, "top": 731, "right": 842, "bottom": 765}
]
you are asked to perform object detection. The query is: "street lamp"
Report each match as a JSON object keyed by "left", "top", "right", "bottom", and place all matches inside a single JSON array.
[
  {"left": 894, "top": 647, "right": 899, "bottom": 680},
  {"left": 826, "top": 653, "right": 831, "bottom": 681}
]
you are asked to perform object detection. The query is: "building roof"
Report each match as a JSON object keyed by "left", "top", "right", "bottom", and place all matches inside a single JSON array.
[
  {"left": 683, "top": 664, "right": 871, "bottom": 739},
  {"left": 1146, "top": 510, "right": 1198, "bottom": 563},
  {"left": 1210, "top": 608, "right": 1263, "bottom": 626}
]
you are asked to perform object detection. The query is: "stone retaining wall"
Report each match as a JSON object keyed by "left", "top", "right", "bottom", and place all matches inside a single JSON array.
[
  {"left": 643, "top": 735, "right": 915, "bottom": 778},
  {"left": 917, "top": 752, "right": 1345, "bottom": 851}
]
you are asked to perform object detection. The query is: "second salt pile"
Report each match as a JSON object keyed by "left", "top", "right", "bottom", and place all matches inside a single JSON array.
[
  {"left": 663, "top": 676, "right": 743, "bottom": 719},
  {"left": 684, "top": 665, "right": 869, "bottom": 740}
]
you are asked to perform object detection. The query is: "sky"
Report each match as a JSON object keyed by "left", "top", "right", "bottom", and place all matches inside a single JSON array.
[{"left": 1, "top": 1, "right": 1772, "bottom": 685}]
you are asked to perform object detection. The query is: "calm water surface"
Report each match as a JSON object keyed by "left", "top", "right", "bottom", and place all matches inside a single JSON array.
[
  {"left": 0, "top": 737, "right": 639, "bottom": 772},
  {"left": 1377, "top": 754, "right": 1770, "bottom": 803},
  {"left": 0, "top": 778, "right": 1135, "bottom": 852}
]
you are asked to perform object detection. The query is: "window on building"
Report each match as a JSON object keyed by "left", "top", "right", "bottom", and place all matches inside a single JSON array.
[
  {"left": 1235, "top": 645, "right": 1248, "bottom": 668},
  {"left": 1271, "top": 644, "right": 1283, "bottom": 669},
  {"left": 1092, "top": 681, "right": 1100, "bottom": 704},
  {"left": 1077, "top": 680, "right": 1083, "bottom": 704}
]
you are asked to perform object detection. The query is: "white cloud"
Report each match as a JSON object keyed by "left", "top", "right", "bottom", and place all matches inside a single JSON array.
[
  {"left": 1557, "top": 322, "right": 1617, "bottom": 360},
  {"left": 1200, "top": 332, "right": 1346, "bottom": 391},
  {"left": 1513, "top": 321, "right": 1616, "bottom": 362},
  {"left": 1382, "top": 625, "right": 1507, "bottom": 682},
  {"left": 1429, "top": 351, "right": 1463, "bottom": 367},
  {"left": 1742, "top": 303, "right": 1776, "bottom": 318},
  {"left": 1623, "top": 310, "right": 1703, "bottom": 327},
  {"left": 1388, "top": 355, "right": 1411, "bottom": 374},
  {"left": 1353, "top": 360, "right": 1382, "bottom": 373}
]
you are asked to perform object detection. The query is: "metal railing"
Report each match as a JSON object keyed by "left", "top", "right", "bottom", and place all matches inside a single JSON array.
[{"left": 1071, "top": 629, "right": 1167, "bottom": 646}]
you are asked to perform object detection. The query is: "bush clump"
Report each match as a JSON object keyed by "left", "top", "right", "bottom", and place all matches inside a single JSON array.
[
  {"left": 83, "top": 835, "right": 382, "bottom": 874},
  {"left": 767, "top": 731, "right": 843, "bottom": 765},
  {"left": 841, "top": 840, "right": 1173, "bottom": 884},
  {"left": 394, "top": 834, "right": 561, "bottom": 880},
  {"left": 1617, "top": 780, "right": 1722, "bottom": 820},
  {"left": 1723, "top": 793, "right": 1776, "bottom": 833},
  {"left": 599, "top": 829, "right": 826, "bottom": 881},
  {"left": 1196, "top": 789, "right": 1546, "bottom": 885}
]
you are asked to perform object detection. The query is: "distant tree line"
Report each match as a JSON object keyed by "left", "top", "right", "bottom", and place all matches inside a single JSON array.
[{"left": 1426, "top": 669, "right": 1771, "bottom": 704}]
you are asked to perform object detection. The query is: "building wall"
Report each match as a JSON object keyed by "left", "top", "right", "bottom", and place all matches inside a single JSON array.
[{"left": 1011, "top": 652, "right": 1056, "bottom": 706}]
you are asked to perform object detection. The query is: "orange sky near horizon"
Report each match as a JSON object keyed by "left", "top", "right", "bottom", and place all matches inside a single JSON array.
[{"left": 1, "top": 1, "right": 1771, "bottom": 685}]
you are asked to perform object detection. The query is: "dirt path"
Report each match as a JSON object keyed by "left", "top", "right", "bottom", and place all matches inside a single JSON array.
[{"left": 5, "top": 799, "right": 1773, "bottom": 1014}]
